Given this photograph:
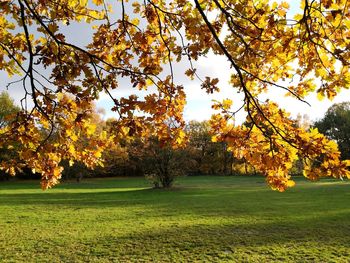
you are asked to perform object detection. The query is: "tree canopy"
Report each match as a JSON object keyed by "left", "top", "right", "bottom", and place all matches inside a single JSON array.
[
  {"left": 1, "top": 0, "right": 350, "bottom": 190},
  {"left": 0, "top": 91, "right": 20, "bottom": 128},
  {"left": 314, "top": 102, "right": 350, "bottom": 160}
]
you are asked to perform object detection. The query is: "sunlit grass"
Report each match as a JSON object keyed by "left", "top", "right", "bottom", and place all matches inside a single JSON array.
[{"left": 0, "top": 176, "right": 350, "bottom": 262}]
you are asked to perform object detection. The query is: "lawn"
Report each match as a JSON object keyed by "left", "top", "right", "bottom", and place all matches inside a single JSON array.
[{"left": 0, "top": 176, "right": 349, "bottom": 262}]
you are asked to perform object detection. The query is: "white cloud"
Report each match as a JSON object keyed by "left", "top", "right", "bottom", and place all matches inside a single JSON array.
[{"left": 183, "top": 51, "right": 350, "bottom": 124}]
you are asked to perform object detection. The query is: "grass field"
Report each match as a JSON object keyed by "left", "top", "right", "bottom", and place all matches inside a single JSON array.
[{"left": 0, "top": 176, "right": 350, "bottom": 262}]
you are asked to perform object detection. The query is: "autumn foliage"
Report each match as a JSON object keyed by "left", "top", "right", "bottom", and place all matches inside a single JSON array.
[{"left": 0, "top": 0, "right": 350, "bottom": 190}]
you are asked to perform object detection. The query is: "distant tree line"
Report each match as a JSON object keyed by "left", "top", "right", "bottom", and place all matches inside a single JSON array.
[{"left": 1, "top": 91, "right": 350, "bottom": 188}]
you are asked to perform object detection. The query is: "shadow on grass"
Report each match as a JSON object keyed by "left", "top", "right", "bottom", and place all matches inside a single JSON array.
[
  {"left": 0, "top": 177, "right": 150, "bottom": 190},
  {"left": 110, "top": 223, "right": 350, "bottom": 262},
  {"left": 3, "top": 213, "right": 350, "bottom": 262},
  {"left": 59, "top": 214, "right": 350, "bottom": 262},
  {"left": 1, "top": 182, "right": 350, "bottom": 221},
  {"left": 1, "top": 177, "right": 350, "bottom": 261}
]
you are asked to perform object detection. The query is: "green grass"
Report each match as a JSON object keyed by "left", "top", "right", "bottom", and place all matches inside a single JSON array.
[{"left": 0, "top": 176, "right": 350, "bottom": 262}]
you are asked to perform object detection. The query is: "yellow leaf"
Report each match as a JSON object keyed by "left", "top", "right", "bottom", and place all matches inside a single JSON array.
[
  {"left": 71, "top": 133, "right": 78, "bottom": 142},
  {"left": 277, "top": 9, "right": 286, "bottom": 17},
  {"left": 222, "top": 99, "right": 232, "bottom": 110},
  {"left": 53, "top": 167, "right": 62, "bottom": 177},
  {"left": 121, "top": 126, "right": 130, "bottom": 136},
  {"left": 86, "top": 123, "right": 96, "bottom": 136},
  {"left": 48, "top": 23, "right": 59, "bottom": 33},
  {"left": 57, "top": 93, "right": 64, "bottom": 101},
  {"left": 175, "top": 130, "right": 186, "bottom": 145},
  {"left": 145, "top": 79, "right": 154, "bottom": 87},
  {"left": 281, "top": 1, "right": 289, "bottom": 9},
  {"left": 94, "top": 151, "right": 102, "bottom": 158},
  {"left": 92, "top": 0, "right": 103, "bottom": 5},
  {"left": 131, "top": 18, "right": 140, "bottom": 26},
  {"left": 286, "top": 180, "right": 295, "bottom": 187},
  {"left": 317, "top": 91, "right": 325, "bottom": 101},
  {"left": 68, "top": 144, "right": 75, "bottom": 155},
  {"left": 344, "top": 160, "right": 350, "bottom": 166}
]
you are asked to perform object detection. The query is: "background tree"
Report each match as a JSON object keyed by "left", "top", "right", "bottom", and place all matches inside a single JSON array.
[
  {"left": 314, "top": 102, "right": 350, "bottom": 160},
  {"left": 0, "top": 91, "right": 20, "bottom": 180},
  {"left": 186, "top": 121, "right": 218, "bottom": 175},
  {"left": 186, "top": 121, "right": 234, "bottom": 175},
  {"left": 141, "top": 137, "right": 188, "bottom": 188},
  {"left": 290, "top": 114, "right": 311, "bottom": 176},
  {"left": 99, "top": 118, "right": 131, "bottom": 177},
  {"left": 0, "top": 91, "right": 20, "bottom": 128},
  {"left": 1, "top": 0, "right": 350, "bottom": 190}
]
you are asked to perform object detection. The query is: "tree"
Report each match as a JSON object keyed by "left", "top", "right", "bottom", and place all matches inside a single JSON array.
[
  {"left": 1, "top": 0, "right": 350, "bottom": 191},
  {"left": 0, "top": 91, "right": 20, "bottom": 128},
  {"left": 0, "top": 91, "right": 20, "bottom": 180},
  {"left": 142, "top": 137, "right": 187, "bottom": 188},
  {"left": 314, "top": 102, "right": 350, "bottom": 160},
  {"left": 186, "top": 120, "right": 233, "bottom": 175},
  {"left": 186, "top": 121, "right": 214, "bottom": 174}
]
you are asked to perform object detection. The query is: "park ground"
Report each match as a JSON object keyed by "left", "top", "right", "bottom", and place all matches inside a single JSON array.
[{"left": 0, "top": 176, "right": 350, "bottom": 262}]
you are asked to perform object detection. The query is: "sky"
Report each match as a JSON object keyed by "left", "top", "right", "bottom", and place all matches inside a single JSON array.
[
  {"left": 177, "top": 52, "right": 350, "bottom": 124},
  {"left": 1, "top": 0, "right": 350, "bottom": 124},
  {"left": 94, "top": 0, "right": 350, "bottom": 123}
]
